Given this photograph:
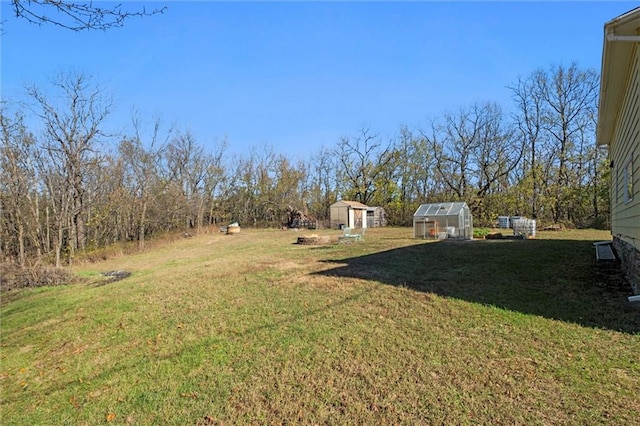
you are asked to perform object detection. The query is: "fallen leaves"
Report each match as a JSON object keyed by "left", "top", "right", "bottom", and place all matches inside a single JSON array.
[
  {"left": 69, "top": 396, "right": 81, "bottom": 409},
  {"left": 180, "top": 392, "right": 198, "bottom": 399}
]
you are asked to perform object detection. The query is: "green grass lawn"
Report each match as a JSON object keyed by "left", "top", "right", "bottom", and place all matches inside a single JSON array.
[{"left": 1, "top": 227, "right": 639, "bottom": 425}]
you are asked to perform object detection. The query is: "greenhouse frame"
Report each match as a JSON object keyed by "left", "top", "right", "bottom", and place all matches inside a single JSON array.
[{"left": 413, "top": 202, "right": 473, "bottom": 240}]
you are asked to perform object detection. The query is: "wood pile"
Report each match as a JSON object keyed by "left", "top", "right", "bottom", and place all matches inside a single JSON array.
[{"left": 286, "top": 205, "right": 317, "bottom": 229}]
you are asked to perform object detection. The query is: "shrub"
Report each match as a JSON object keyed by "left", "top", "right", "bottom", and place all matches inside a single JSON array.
[
  {"left": 0, "top": 262, "right": 76, "bottom": 292},
  {"left": 473, "top": 228, "right": 491, "bottom": 238}
]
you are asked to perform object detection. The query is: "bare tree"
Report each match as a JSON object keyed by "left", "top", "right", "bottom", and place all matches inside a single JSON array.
[
  {"left": 8, "top": 0, "right": 166, "bottom": 31},
  {"left": 164, "top": 130, "right": 209, "bottom": 232},
  {"left": 510, "top": 71, "right": 545, "bottom": 219},
  {"left": 305, "top": 147, "right": 339, "bottom": 224},
  {"left": 27, "top": 72, "right": 112, "bottom": 256},
  {"left": 0, "top": 109, "right": 39, "bottom": 266},
  {"left": 83, "top": 152, "right": 128, "bottom": 246},
  {"left": 203, "top": 139, "right": 228, "bottom": 227},
  {"left": 34, "top": 144, "right": 69, "bottom": 267},
  {"left": 336, "top": 128, "right": 396, "bottom": 205},
  {"left": 471, "top": 103, "right": 523, "bottom": 223},
  {"left": 422, "top": 102, "right": 523, "bottom": 224},
  {"left": 396, "top": 127, "right": 434, "bottom": 199},
  {"left": 426, "top": 107, "right": 480, "bottom": 201},
  {"left": 510, "top": 63, "right": 599, "bottom": 223},
  {"left": 120, "top": 113, "right": 173, "bottom": 248}
]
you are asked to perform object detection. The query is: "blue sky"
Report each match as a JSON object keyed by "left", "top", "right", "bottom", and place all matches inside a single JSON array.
[{"left": 1, "top": 1, "right": 637, "bottom": 158}]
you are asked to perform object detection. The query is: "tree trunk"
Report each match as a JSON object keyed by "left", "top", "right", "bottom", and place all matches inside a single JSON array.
[
  {"left": 138, "top": 200, "right": 148, "bottom": 250},
  {"left": 45, "top": 205, "right": 51, "bottom": 253},
  {"left": 17, "top": 217, "right": 25, "bottom": 268},
  {"left": 54, "top": 224, "right": 63, "bottom": 268}
]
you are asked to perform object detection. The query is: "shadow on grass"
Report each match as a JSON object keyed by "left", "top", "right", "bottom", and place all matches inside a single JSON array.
[{"left": 314, "top": 238, "right": 640, "bottom": 334}]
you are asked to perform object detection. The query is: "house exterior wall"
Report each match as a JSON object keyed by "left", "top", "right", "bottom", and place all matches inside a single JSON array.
[
  {"left": 613, "top": 238, "right": 640, "bottom": 293},
  {"left": 611, "top": 44, "right": 640, "bottom": 292}
]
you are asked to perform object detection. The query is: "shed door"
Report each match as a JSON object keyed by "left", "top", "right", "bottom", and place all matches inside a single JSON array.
[{"left": 353, "top": 209, "right": 363, "bottom": 228}]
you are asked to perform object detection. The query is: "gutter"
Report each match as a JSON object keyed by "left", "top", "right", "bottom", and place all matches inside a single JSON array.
[{"left": 606, "top": 34, "right": 640, "bottom": 42}]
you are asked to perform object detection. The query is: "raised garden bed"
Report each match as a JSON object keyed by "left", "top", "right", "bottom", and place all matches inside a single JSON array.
[{"left": 296, "top": 235, "right": 331, "bottom": 245}]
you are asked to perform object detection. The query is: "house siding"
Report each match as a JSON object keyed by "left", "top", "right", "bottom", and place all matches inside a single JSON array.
[
  {"left": 611, "top": 43, "right": 640, "bottom": 292},
  {"left": 611, "top": 44, "right": 640, "bottom": 252}
]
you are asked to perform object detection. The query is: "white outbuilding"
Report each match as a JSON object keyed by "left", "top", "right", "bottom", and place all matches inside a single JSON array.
[
  {"left": 413, "top": 202, "right": 473, "bottom": 239},
  {"left": 330, "top": 200, "right": 368, "bottom": 229}
]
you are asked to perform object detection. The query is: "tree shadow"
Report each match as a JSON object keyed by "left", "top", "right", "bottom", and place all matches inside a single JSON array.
[{"left": 313, "top": 238, "right": 640, "bottom": 334}]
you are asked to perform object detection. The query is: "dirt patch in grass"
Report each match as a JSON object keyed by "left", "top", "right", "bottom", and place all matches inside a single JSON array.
[{"left": 92, "top": 270, "right": 132, "bottom": 286}]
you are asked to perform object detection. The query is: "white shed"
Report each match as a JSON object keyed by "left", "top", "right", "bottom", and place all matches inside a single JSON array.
[
  {"left": 413, "top": 202, "right": 473, "bottom": 239},
  {"left": 330, "top": 200, "right": 368, "bottom": 229}
]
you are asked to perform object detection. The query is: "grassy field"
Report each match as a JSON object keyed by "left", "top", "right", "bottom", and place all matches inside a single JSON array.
[{"left": 1, "top": 227, "right": 639, "bottom": 425}]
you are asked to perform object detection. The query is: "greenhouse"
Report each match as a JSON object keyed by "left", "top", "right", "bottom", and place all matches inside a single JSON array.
[{"left": 413, "top": 202, "right": 473, "bottom": 240}]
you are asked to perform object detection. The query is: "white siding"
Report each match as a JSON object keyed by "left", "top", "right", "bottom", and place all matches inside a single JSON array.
[{"left": 612, "top": 44, "right": 640, "bottom": 251}]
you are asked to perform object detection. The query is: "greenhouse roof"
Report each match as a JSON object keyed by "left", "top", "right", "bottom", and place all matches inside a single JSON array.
[{"left": 413, "top": 202, "right": 469, "bottom": 217}]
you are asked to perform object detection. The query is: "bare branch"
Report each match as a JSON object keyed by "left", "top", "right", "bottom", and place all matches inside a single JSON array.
[{"left": 10, "top": 0, "right": 166, "bottom": 31}]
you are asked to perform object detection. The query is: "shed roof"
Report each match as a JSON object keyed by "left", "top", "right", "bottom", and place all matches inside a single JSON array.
[
  {"left": 414, "top": 202, "right": 468, "bottom": 217},
  {"left": 331, "top": 200, "right": 368, "bottom": 209},
  {"left": 596, "top": 7, "right": 640, "bottom": 146}
]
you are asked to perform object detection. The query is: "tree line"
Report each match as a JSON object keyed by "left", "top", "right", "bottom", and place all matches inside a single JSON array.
[{"left": 1, "top": 63, "right": 609, "bottom": 267}]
